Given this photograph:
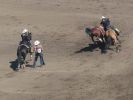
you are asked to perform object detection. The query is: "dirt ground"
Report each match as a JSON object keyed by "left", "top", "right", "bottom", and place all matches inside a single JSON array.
[{"left": 0, "top": 0, "right": 133, "bottom": 100}]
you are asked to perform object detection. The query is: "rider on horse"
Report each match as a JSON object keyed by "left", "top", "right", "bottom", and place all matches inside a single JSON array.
[
  {"left": 19, "top": 29, "right": 33, "bottom": 60},
  {"left": 100, "top": 16, "right": 121, "bottom": 51},
  {"left": 100, "top": 16, "right": 120, "bottom": 35},
  {"left": 21, "top": 29, "right": 31, "bottom": 45}
]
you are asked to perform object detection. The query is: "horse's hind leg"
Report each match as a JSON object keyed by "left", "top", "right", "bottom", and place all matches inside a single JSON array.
[
  {"left": 20, "top": 62, "right": 25, "bottom": 69},
  {"left": 16, "top": 59, "right": 21, "bottom": 71},
  {"left": 21, "top": 62, "right": 26, "bottom": 69},
  {"left": 111, "top": 35, "right": 120, "bottom": 52}
]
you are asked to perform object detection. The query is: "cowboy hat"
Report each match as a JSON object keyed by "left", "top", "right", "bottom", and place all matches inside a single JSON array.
[{"left": 34, "top": 40, "right": 40, "bottom": 46}]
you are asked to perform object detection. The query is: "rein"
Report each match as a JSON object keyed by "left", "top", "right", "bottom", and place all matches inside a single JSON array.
[{"left": 19, "top": 44, "right": 29, "bottom": 49}]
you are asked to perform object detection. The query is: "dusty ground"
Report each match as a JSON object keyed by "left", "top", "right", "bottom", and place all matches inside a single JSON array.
[{"left": 0, "top": 0, "right": 133, "bottom": 100}]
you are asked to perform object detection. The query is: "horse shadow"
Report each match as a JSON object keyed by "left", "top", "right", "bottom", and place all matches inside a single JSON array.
[
  {"left": 9, "top": 59, "right": 33, "bottom": 71},
  {"left": 9, "top": 59, "right": 19, "bottom": 71},
  {"left": 75, "top": 42, "right": 107, "bottom": 54}
]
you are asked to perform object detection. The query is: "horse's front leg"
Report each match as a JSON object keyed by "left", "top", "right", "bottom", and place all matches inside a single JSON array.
[
  {"left": 115, "top": 43, "right": 120, "bottom": 52},
  {"left": 99, "top": 36, "right": 107, "bottom": 53},
  {"left": 91, "top": 35, "right": 97, "bottom": 44}
]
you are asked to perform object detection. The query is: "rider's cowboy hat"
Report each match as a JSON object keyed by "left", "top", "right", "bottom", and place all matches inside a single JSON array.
[
  {"left": 22, "top": 29, "right": 28, "bottom": 34},
  {"left": 34, "top": 40, "right": 40, "bottom": 46},
  {"left": 101, "top": 16, "right": 106, "bottom": 19}
]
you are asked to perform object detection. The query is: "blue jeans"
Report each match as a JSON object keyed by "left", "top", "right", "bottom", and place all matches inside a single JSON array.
[{"left": 33, "top": 52, "right": 45, "bottom": 67}]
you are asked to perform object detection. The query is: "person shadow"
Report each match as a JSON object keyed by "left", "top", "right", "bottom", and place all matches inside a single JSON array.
[
  {"left": 75, "top": 42, "right": 107, "bottom": 54},
  {"left": 26, "top": 63, "right": 33, "bottom": 68},
  {"left": 9, "top": 59, "right": 19, "bottom": 71}
]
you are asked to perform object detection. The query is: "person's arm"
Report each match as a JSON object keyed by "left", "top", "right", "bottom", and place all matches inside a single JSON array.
[
  {"left": 33, "top": 46, "right": 36, "bottom": 53},
  {"left": 40, "top": 45, "right": 43, "bottom": 51}
]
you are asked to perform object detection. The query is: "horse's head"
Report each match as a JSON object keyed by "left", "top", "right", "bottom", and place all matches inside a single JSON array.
[
  {"left": 28, "top": 32, "right": 32, "bottom": 40},
  {"left": 85, "top": 28, "right": 92, "bottom": 36},
  {"left": 114, "top": 28, "right": 120, "bottom": 36}
]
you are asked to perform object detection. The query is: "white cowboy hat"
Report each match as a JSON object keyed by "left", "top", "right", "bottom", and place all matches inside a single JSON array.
[
  {"left": 22, "top": 29, "right": 28, "bottom": 33},
  {"left": 101, "top": 16, "right": 106, "bottom": 19},
  {"left": 34, "top": 40, "right": 40, "bottom": 46}
]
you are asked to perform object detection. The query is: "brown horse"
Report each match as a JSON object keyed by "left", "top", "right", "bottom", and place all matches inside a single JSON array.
[
  {"left": 85, "top": 25, "right": 106, "bottom": 43},
  {"left": 105, "top": 28, "right": 121, "bottom": 52},
  {"left": 85, "top": 25, "right": 108, "bottom": 53}
]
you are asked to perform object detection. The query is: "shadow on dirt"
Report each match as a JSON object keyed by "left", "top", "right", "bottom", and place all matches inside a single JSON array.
[
  {"left": 26, "top": 64, "right": 33, "bottom": 68},
  {"left": 9, "top": 59, "right": 18, "bottom": 71},
  {"left": 75, "top": 42, "right": 107, "bottom": 54},
  {"left": 9, "top": 59, "right": 33, "bottom": 71}
]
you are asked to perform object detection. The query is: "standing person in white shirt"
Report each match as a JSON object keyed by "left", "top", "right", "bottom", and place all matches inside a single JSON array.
[{"left": 33, "top": 40, "right": 45, "bottom": 67}]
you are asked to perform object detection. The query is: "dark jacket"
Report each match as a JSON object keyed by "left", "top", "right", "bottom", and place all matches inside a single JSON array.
[
  {"left": 100, "top": 18, "right": 110, "bottom": 31},
  {"left": 21, "top": 32, "right": 32, "bottom": 42}
]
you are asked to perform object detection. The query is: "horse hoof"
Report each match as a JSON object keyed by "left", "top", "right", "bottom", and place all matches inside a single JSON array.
[
  {"left": 15, "top": 68, "right": 20, "bottom": 71},
  {"left": 116, "top": 49, "right": 120, "bottom": 53}
]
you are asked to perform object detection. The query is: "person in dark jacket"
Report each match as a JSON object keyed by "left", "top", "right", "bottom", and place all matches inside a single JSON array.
[
  {"left": 100, "top": 16, "right": 111, "bottom": 31},
  {"left": 100, "top": 16, "right": 120, "bottom": 35}
]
